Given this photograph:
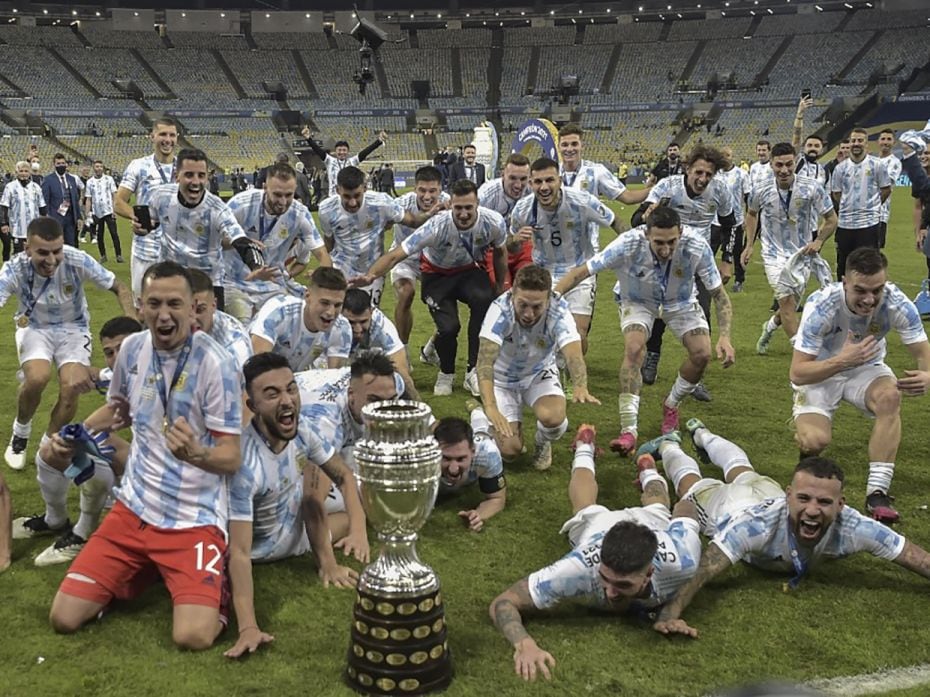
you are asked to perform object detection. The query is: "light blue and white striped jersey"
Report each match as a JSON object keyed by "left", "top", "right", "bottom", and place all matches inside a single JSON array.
[
  {"left": 480, "top": 290, "right": 580, "bottom": 386},
  {"left": 748, "top": 175, "right": 833, "bottom": 261},
  {"left": 351, "top": 307, "right": 404, "bottom": 358},
  {"left": 0, "top": 248, "right": 114, "bottom": 329},
  {"left": 749, "top": 160, "right": 774, "bottom": 196},
  {"left": 438, "top": 433, "right": 504, "bottom": 495},
  {"left": 0, "top": 180, "right": 45, "bottom": 239},
  {"left": 228, "top": 420, "right": 312, "bottom": 562},
  {"left": 712, "top": 496, "right": 904, "bottom": 572},
  {"left": 560, "top": 160, "right": 625, "bottom": 200},
  {"left": 879, "top": 154, "right": 902, "bottom": 224},
  {"left": 388, "top": 190, "right": 451, "bottom": 257},
  {"left": 510, "top": 187, "right": 615, "bottom": 281},
  {"left": 110, "top": 330, "right": 242, "bottom": 530},
  {"left": 318, "top": 191, "right": 405, "bottom": 278},
  {"left": 323, "top": 154, "right": 361, "bottom": 198},
  {"left": 588, "top": 225, "right": 721, "bottom": 312},
  {"left": 207, "top": 310, "right": 252, "bottom": 373},
  {"left": 294, "top": 367, "right": 405, "bottom": 465},
  {"left": 401, "top": 208, "right": 507, "bottom": 272},
  {"left": 250, "top": 295, "right": 352, "bottom": 372},
  {"left": 795, "top": 281, "right": 926, "bottom": 363},
  {"left": 646, "top": 174, "right": 734, "bottom": 240},
  {"left": 477, "top": 177, "right": 532, "bottom": 221},
  {"left": 120, "top": 154, "right": 175, "bottom": 262},
  {"left": 713, "top": 166, "right": 750, "bottom": 227},
  {"left": 224, "top": 189, "right": 324, "bottom": 295},
  {"left": 84, "top": 174, "right": 116, "bottom": 218},
  {"left": 830, "top": 155, "right": 892, "bottom": 228},
  {"left": 528, "top": 517, "right": 701, "bottom": 612},
  {"left": 796, "top": 157, "right": 829, "bottom": 188},
  {"left": 147, "top": 184, "right": 245, "bottom": 285}
]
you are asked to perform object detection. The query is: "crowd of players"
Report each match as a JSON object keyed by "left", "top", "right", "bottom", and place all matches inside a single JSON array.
[{"left": 1, "top": 105, "right": 930, "bottom": 678}]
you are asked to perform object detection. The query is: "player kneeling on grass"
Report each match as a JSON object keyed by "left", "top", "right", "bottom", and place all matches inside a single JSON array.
[
  {"left": 644, "top": 420, "right": 930, "bottom": 638},
  {"left": 48, "top": 262, "right": 242, "bottom": 651},
  {"left": 489, "top": 424, "right": 701, "bottom": 682},
  {"left": 477, "top": 264, "right": 599, "bottom": 471},
  {"left": 790, "top": 248, "right": 930, "bottom": 524},
  {"left": 555, "top": 205, "right": 734, "bottom": 456},
  {"left": 225, "top": 352, "right": 365, "bottom": 657},
  {"left": 435, "top": 408, "right": 507, "bottom": 532},
  {"left": 17, "top": 316, "right": 141, "bottom": 567}
]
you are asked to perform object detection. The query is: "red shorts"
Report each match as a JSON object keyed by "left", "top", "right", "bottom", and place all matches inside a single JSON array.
[
  {"left": 59, "top": 501, "right": 226, "bottom": 608},
  {"left": 485, "top": 241, "right": 534, "bottom": 289}
]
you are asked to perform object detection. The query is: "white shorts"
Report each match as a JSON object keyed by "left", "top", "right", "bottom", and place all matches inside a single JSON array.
[
  {"left": 560, "top": 503, "right": 672, "bottom": 548},
  {"left": 495, "top": 366, "right": 564, "bottom": 424},
  {"left": 792, "top": 363, "right": 896, "bottom": 420},
  {"left": 683, "top": 472, "right": 783, "bottom": 537},
  {"left": 618, "top": 301, "right": 708, "bottom": 340},
  {"left": 224, "top": 287, "right": 280, "bottom": 324},
  {"left": 16, "top": 325, "right": 92, "bottom": 367},
  {"left": 130, "top": 255, "right": 156, "bottom": 307},
  {"left": 559, "top": 276, "right": 596, "bottom": 317},
  {"left": 390, "top": 258, "right": 420, "bottom": 285},
  {"left": 763, "top": 258, "right": 789, "bottom": 292}
]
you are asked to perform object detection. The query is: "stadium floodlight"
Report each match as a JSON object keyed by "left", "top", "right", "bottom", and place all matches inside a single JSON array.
[{"left": 349, "top": 8, "right": 388, "bottom": 96}]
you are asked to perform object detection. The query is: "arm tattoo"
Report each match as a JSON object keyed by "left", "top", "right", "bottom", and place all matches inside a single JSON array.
[
  {"left": 657, "top": 542, "right": 732, "bottom": 623},
  {"left": 320, "top": 459, "right": 346, "bottom": 489},
  {"left": 564, "top": 348, "right": 588, "bottom": 391},
  {"left": 894, "top": 541, "right": 930, "bottom": 580},
  {"left": 305, "top": 465, "right": 321, "bottom": 491},
  {"left": 711, "top": 287, "right": 733, "bottom": 339},
  {"left": 491, "top": 579, "right": 533, "bottom": 646},
  {"left": 476, "top": 339, "right": 501, "bottom": 386}
]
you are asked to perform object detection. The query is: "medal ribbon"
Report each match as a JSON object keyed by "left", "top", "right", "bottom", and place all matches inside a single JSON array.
[{"left": 151, "top": 335, "right": 193, "bottom": 431}]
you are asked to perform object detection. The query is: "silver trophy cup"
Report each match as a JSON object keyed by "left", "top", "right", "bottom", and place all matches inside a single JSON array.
[{"left": 346, "top": 401, "right": 452, "bottom": 695}]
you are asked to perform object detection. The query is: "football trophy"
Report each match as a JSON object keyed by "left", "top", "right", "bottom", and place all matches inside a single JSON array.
[{"left": 346, "top": 401, "right": 452, "bottom": 695}]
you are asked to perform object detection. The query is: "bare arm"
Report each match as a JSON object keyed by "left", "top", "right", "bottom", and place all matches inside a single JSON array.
[
  {"left": 562, "top": 340, "right": 599, "bottom": 404},
  {"left": 167, "top": 427, "right": 241, "bottom": 475},
  {"left": 898, "top": 340, "right": 930, "bottom": 396},
  {"left": 224, "top": 520, "right": 275, "bottom": 658},
  {"left": 789, "top": 333, "right": 882, "bottom": 385},
  {"left": 109, "top": 280, "right": 136, "bottom": 316},
  {"left": 310, "top": 245, "right": 332, "bottom": 268},
  {"left": 791, "top": 97, "right": 812, "bottom": 152},
  {"left": 387, "top": 348, "right": 419, "bottom": 400},
  {"left": 710, "top": 286, "right": 736, "bottom": 367},
  {"left": 489, "top": 578, "right": 556, "bottom": 681},
  {"left": 250, "top": 335, "right": 274, "bottom": 356},
  {"left": 301, "top": 464, "right": 358, "bottom": 588},
  {"left": 554, "top": 263, "right": 591, "bottom": 296},
  {"left": 476, "top": 338, "right": 513, "bottom": 439},
  {"left": 491, "top": 245, "right": 507, "bottom": 294},
  {"left": 893, "top": 540, "right": 930, "bottom": 580},
  {"left": 320, "top": 455, "right": 370, "bottom": 563},
  {"left": 113, "top": 187, "right": 134, "bottom": 220},
  {"left": 741, "top": 207, "right": 759, "bottom": 266},
  {"left": 653, "top": 541, "right": 734, "bottom": 637},
  {"left": 617, "top": 187, "right": 650, "bottom": 206},
  {"left": 879, "top": 185, "right": 892, "bottom": 204}
]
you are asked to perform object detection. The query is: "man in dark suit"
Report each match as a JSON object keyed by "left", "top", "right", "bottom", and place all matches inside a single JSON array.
[
  {"left": 449, "top": 144, "right": 486, "bottom": 188},
  {"left": 379, "top": 163, "right": 397, "bottom": 197},
  {"left": 294, "top": 161, "right": 312, "bottom": 204},
  {"left": 41, "top": 153, "right": 83, "bottom": 247}
]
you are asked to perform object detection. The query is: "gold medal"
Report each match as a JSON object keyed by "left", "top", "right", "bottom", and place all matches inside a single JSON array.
[
  {"left": 16, "top": 315, "right": 29, "bottom": 328},
  {"left": 162, "top": 416, "right": 169, "bottom": 434}
]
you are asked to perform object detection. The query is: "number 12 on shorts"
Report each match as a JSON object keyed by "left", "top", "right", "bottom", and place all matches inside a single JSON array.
[{"left": 194, "top": 541, "right": 222, "bottom": 575}]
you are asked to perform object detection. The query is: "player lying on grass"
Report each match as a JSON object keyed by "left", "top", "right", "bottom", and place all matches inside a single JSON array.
[
  {"left": 637, "top": 421, "right": 930, "bottom": 638},
  {"left": 489, "top": 424, "right": 700, "bottom": 681}
]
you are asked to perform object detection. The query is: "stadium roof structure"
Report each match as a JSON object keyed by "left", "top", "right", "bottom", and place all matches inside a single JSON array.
[{"left": 0, "top": 0, "right": 893, "bottom": 19}]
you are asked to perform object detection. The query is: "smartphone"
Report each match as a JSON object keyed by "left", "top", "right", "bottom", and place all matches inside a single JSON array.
[
  {"left": 658, "top": 197, "right": 671, "bottom": 208},
  {"left": 133, "top": 204, "right": 153, "bottom": 231},
  {"left": 801, "top": 88, "right": 812, "bottom": 100}
]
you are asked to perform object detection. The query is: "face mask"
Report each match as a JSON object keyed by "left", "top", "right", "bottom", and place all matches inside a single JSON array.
[{"left": 55, "top": 165, "right": 67, "bottom": 175}]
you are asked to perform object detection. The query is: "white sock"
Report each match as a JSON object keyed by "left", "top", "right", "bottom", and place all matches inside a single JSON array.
[
  {"left": 866, "top": 462, "right": 895, "bottom": 495},
  {"left": 535, "top": 418, "right": 568, "bottom": 446},
  {"left": 36, "top": 453, "right": 69, "bottom": 528},
  {"left": 469, "top": 405, "right": 491, "bottom": 437},
  {"left": 12, "top": 418, "right": 32, "bottom": 440},
  {"left": 764, "top": 315, "right": 779, "bottom": 335},
  {"left": 660, "top": 444, "right": 702, "bottom": 493},
  {"left": 665, "top": 374, "right": 697, "bottom": 408},
  {"left": 639, "top": 467, "right": 667, "bottom": 492},
  {"left": 699, "top": 430, "right": 753, "bottom": 479},
  {"left": 572, "top": 443, "right": 595, "bottom": 472},
  {"left": 618, "top": 393, "right": 640, "bottom": 436},
  {"left": 73, "top": 462, "right": 114, "bottom": 540}
]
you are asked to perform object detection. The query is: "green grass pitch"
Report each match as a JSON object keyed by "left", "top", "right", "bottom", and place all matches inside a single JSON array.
[{"left": 1, "top": 189, "right": 929, "bottom": 697}]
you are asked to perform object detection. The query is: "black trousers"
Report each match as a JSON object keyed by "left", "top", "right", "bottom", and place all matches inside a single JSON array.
[
  {"left": 877, "top": 221, "right": 888, "bottom": 249},
  {"left": 711, "top": 223, "right": 745, "bottom": 283},
  {"left": 421, "top": 267, "right": 494, "bottom": 374},
  {"left": 835, "top": 224, "right": 880, "bottom": 280},
  {"left": 94, "top": 214, "right": 122, "bottom": 258}
]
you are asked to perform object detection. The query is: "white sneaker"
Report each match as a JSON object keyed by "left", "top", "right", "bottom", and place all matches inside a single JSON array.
[
  {"left": 35, "top": 531, "right": 87, "bottom": 567},
  {"left": 433, "top": 372, "right": 454, "bottom": 396},
  {"left": 419, "top": 341, "right": 440, "bottom": 367},
  {"left": 463, "top": 369, "right": 480, "bottom": 397},
  {"left": 531, "top": 441, "right": 552, "bottom": 471},
  {"left": 4, "top": 435, "right": 28, "bottom": 470},
  {"left": 12, "top": 514, "right": 70, "bottom": 540}
]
